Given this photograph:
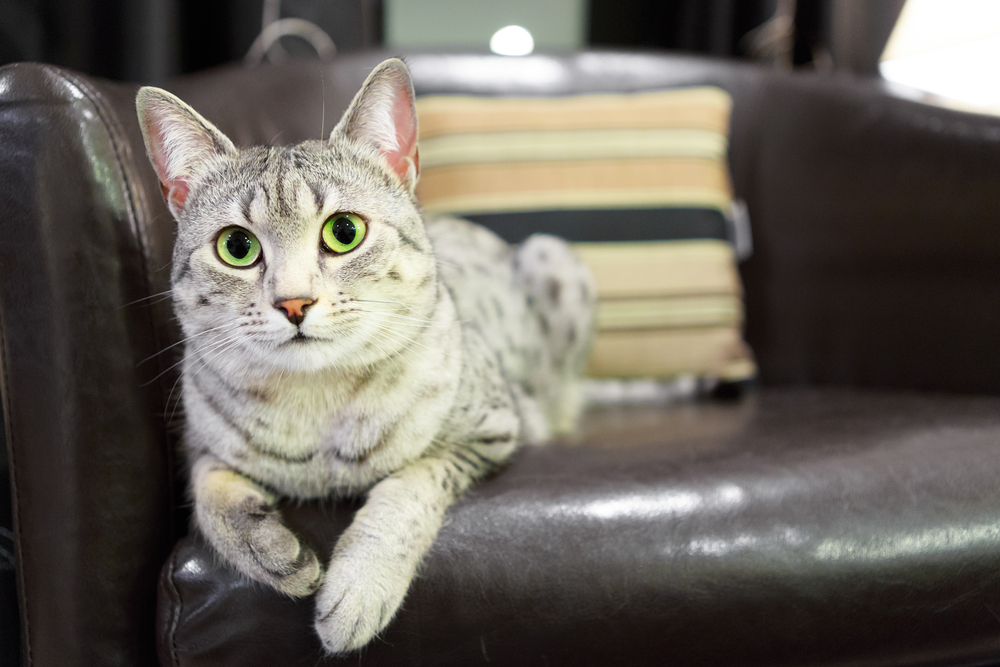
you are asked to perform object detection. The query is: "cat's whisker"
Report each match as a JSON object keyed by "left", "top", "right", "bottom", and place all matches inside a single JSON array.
[
  {"left": 362, "top": 317, "right": 451, "bottom": 359},
  {"left": 359, "top": 329, "right": 407, "bottom": 374},
  {"left": 138, "top": 321, "right": 243, "bottom": 367},
  {"left": 355, "top": 305, "right": 474, "bottom": 327},
  {"left": 359, "top": 317, "right": 448, "bottom": 350},
  {"left": 366, "top": 321, "right": 427, "bottom": 348},
  {"left": 195, "top": 332, "right": 248, "bottom": 361},
  {"left": 355, "top": 309, "right": 437, "bottom": 326},
  {"left": 120, "top": 289, "right": 174, "bottom": 309},
  {"left": 354, "top": 298, "right": 407, "bottom": 305},
  {"left": 359, "top": 313, "right": 426, "bottom": 337},
  {"left": 357, "top": 319, "right": 433, "bottom": 334},
  {"left": 352, "top": 300, "right": 439, "bottom": 322},
  {"left": 184, "top": 335, "right": 247, "bottom": 387},
  {"left": 165, "top": 369, "right": 186, "bottom": 424},
  {"left": 153, "top": 258, "right": 173, "bottom": 273},
  {"left": 272, "top": 362, "right": 292, "bottom": 393},
  {"left": 344, "top": 318, "right": 417, "bottom": 371},
  {"left": 144, "top": 328, "right": 246, "bottom": 387},
  {"left": 166, "top": 342, "right": 244, "bottom": 424},
  {"left": 141, "top": 341, "right": 216, "bottom": 387},
  {"left": 320, "top": 67, "right": 326, "bottom": 140},
  {"left": 366, "top": 322, "right": 434, "bottom": 357}
]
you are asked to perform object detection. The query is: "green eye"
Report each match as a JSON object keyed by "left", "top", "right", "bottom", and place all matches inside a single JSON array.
[
  {"left": 216, "top": 226, "right": 262, "bottom": 267},
  {"left": 322, "top": 212, "right": 367, "bottom": 254}
]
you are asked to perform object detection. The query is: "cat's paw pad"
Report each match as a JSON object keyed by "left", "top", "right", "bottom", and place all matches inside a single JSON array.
[
  {"left": 313, "top": 557, "right": 407, "bottom": 654},
  {"left": 234, "top": 499, "right": 323, "bottom": 597}
]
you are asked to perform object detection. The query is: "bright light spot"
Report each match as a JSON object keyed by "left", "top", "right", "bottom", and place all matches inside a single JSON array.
[
  {"left": 490, "top": 25, "right": 534, "bottom": 56},
  {"left": 880, "top": 36, "right": 1000, "bottom": 108},
  {"left": 581, "top": 491, "right": 702, "bottom": 520},
  {"left": 814, "top": 521, "right": 1000, "bottom": 562},
  {"left": 180, "top": 558, "right": 206, "bottom": 576},
  {"left": 880, "top": 0, "right": 1000, "bottom": 112}
]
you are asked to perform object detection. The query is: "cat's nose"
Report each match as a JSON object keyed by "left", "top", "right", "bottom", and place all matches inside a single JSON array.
[{"left": 274, "top": 297, "right": 315, "bottom": 326}]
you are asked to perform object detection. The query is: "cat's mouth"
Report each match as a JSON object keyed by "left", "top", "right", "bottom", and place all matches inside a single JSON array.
[{"left": 283, "top": 331, "right": 314, "bottom": 345}]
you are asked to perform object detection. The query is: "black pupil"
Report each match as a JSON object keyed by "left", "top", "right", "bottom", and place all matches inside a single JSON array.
[
  {"left": 226, "top": 231, "right": 252, "bottom": 260},
  {"left": 332, "top": 217, "right": 357, "bottom": 245}
]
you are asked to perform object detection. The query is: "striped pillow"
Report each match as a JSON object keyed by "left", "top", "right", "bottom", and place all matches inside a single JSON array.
[{"left": 415, "top": 88, "right": 755, "bottom": 383}]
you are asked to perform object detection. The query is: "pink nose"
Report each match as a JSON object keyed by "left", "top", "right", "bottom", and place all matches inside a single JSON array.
[{"left": 274, "top": 298, "right": 315, "bottom": 325}]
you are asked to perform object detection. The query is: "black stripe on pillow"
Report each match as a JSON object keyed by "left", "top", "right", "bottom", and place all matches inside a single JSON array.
[{"left": 462, "top": 208, "right": 728, "bottom": 244}]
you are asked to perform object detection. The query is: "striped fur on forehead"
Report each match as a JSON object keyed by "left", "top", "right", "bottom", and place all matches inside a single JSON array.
[
  {"left": 178, "top": 139, "right": 422, "bottom": 236},
  {"left": 166, "top": 106, "right": 439, "bottom": 377}
]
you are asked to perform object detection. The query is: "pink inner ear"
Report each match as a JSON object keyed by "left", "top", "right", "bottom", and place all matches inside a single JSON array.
[
  {"left": 162, "top": 179, "right": 190, "bottom": 212},
  {"left": 383, "top": 87, "right": 419, "bottom": 183},
  {"left": 143, "top": 108, "right": 195, "bottom": 213}
]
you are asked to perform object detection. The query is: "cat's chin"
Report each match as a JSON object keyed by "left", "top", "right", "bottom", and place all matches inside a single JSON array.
[{"left": 259, "top": 335, "right": 390, "bottom": 374}]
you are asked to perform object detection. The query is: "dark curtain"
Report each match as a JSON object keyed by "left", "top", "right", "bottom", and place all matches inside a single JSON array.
[
  {"left": 589, "top": 0, "right": 905, "bottom": 72},
  {"left": 0, "top": 0, "right": 181, "bottom": 82},
  {"left": 1, "top": 0, "right": 904, "bottom": 82},
  {"left": 589, "top": 0, "right": 775, "bottom": 58},
  {"left": 0, "top": 0, "right": 380, "bottom": 83}
]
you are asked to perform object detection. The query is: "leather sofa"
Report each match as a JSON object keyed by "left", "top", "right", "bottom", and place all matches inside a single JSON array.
[{"left": 1, "top": 51, "right": 999, "bottom": 667}]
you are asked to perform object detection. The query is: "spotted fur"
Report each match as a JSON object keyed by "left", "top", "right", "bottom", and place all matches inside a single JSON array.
[{"left": 137, "top": 59, "right": 595, "bottom": 654}]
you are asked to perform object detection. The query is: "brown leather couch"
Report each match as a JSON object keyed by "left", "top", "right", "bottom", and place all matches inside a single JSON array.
[{"left": 1, "top": 51, "right": 999, "bottom": 667}]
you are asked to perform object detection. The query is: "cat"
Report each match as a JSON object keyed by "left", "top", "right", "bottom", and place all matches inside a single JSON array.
[{"left": 136, "top": 58, "right": 595, "bottom": 654}]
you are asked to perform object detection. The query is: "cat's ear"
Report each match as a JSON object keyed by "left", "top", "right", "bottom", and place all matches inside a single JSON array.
[
  {"left": 136, "top": 87, "right": 237, "bottom": 217},
  {"left": 332, "top": 58, "right": 419, "bottom": 191}
]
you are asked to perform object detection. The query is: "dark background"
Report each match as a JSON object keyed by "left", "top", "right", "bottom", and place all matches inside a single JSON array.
[
  {"left": 0, "top": 0, "right": 904, "bottom": 83},
  {"left": 0, "top": 0, "right": 905, "bottom": 664}
]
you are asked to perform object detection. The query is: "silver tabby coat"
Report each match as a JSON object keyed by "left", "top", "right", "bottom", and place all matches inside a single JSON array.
[{"left": 136, "top": 59, "right": 595, "bottom": 653}]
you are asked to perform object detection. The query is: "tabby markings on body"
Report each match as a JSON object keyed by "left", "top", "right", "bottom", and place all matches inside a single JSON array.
[{"left": 136, "top": 58, "right": 595, "bottom": 654}]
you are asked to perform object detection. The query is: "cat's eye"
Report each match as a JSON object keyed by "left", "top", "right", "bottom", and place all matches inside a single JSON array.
[
  {"left": 321, "top": 212, "right": 367, "bottom": 254},
  {"left": 216, "top": 226, "right": 262, "bottom": 268}
]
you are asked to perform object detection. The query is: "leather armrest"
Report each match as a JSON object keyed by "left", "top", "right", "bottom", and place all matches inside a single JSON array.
[{"left": 0, "top": 63, "right": 177, "bottom": 666}]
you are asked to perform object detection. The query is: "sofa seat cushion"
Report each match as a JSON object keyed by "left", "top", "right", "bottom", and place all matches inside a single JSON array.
[{"left": 157, "top": 388, "right": 1000, "bottom": 666}]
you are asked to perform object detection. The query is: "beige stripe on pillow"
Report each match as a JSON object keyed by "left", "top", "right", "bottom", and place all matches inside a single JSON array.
[
  {"left": 596, "top": 295, "right": 741, "bottom": 331},
  {"left": 588, "top": 327, "right": 753, "bottom": 379},
  {"left": 417, "top": 88, "right": 732, "bottom": 139},
  {"left": 574, "top": 240, "right": 741, "bottom": 298},
  {"left": 419, "top": 158, "right": 731, "bottom": 214},
  {"left": 578, "top": 240, "right": 751, "bottom": 378},
  {"left": 419, "top": 129, "right": 727, "bottom": 167}
]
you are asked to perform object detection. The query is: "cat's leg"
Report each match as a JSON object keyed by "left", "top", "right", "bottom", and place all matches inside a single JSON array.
[
  {"left": 513, "top": 234, "right": 597, "bottom": 433},
  {"left": 313, "top": 443, "right": 510, "bottom": 654},
  {"left": 190, "top": 453, "right": 323, "bottom": 596}
]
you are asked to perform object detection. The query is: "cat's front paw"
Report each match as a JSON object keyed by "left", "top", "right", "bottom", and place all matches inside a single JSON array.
[
  {"left": 198, "top": 491, "right": 323, "bottom": 597},
  {"left": 313, "top": 550, "right": 410, "bottom": 654},
  {"left": 233, "top": 498, "right": 324, "bottom": 597}
]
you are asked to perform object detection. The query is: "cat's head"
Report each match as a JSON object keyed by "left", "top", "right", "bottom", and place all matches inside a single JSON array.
[{"left": 136, "top": 59, "right": 436, "bottom": 375}]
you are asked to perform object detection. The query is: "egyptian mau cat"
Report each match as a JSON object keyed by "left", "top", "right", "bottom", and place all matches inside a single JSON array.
[{"left": 136, "top": 58, "right": 594, "bottom": 653}]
